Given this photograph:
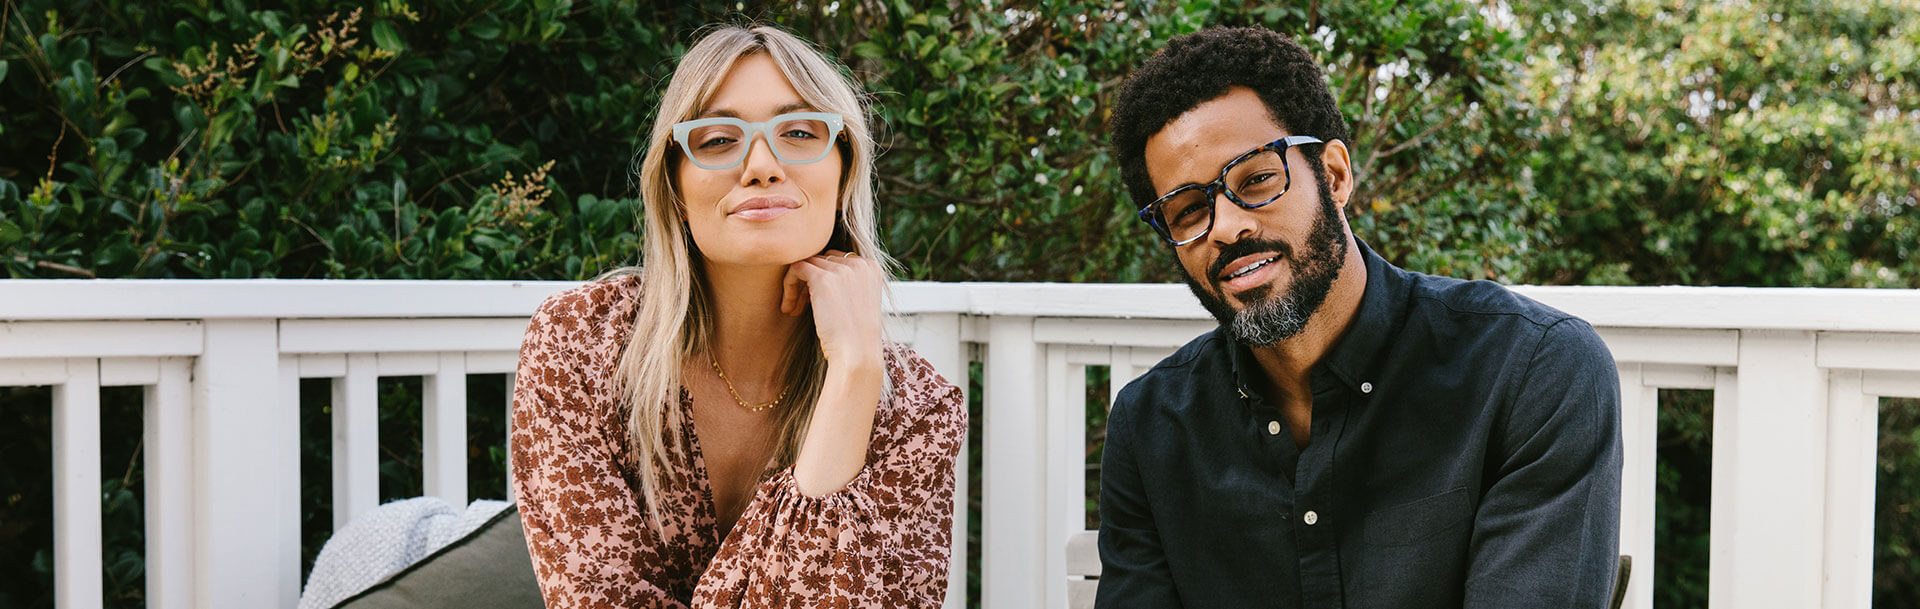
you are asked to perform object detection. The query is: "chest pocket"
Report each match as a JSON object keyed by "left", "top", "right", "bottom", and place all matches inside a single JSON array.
[{"left": 1364, "top": 486, "right": 1473, "bottom": 547}]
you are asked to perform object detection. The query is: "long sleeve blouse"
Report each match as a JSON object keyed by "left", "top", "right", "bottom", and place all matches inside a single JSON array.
[{"left": 510, "top": 276, "right": 967, "bottom": 608}]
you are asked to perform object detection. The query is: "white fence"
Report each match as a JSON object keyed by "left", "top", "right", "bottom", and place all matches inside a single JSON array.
[{"left": 3, "top": 280, "right": 1920, "bottom": 609}]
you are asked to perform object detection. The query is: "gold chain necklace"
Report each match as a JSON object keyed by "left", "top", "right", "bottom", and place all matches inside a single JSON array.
[{"left": 708, "top": 352, "right": 788, "bottom": 413}]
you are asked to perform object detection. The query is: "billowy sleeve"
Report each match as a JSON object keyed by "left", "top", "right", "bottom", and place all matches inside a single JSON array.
[
  {"left": 511, "top": 291, "right": 686, "bottom": 609},
  {"left": 691, "top": 344, "right": 968, "bottom": 608}
]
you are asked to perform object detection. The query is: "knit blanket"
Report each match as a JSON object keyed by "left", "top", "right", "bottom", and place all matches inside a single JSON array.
[{"left": 297, "top": 497, "right": 512, "bottom": 609}]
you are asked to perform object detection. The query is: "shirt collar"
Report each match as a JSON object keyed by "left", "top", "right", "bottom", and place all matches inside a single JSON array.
[{"left": 1224, "top": 237, "right": 1408, "bottom": 396}]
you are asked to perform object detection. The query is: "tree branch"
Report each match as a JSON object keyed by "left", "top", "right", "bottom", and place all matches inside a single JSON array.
[
  {"left": 877, "top": 173, "right": 1005, "bottom": 208},
  {"left": 12, "top": 256, "right": 98, "bottom": 278}
]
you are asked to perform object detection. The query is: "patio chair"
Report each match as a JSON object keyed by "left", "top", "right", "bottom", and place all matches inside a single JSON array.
[{"left": 301, "top": 500, "right": 543, "bottom": 609}]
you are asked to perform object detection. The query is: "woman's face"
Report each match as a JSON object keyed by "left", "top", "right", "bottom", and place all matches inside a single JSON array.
[{"left": 675, "top": 53, "right": 843, "bottom": 270}]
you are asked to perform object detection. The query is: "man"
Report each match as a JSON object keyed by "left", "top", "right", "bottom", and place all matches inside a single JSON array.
[{"left": 1096, "top": 26, "right": 1622, "bottom": 608}]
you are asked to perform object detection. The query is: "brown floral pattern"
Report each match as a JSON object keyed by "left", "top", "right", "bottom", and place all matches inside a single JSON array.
[{"left": 511, "top": 275, "right": 966, "bottom": 609}]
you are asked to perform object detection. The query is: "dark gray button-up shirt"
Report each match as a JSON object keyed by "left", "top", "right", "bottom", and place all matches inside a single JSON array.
[{"left": 1096, "top": 240, "right": 1623, "bottom": 608}]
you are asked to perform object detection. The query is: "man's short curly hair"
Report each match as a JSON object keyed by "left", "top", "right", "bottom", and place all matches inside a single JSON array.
[{"left": 1109, "top": 26, "right": 1350, "bottom": 210}]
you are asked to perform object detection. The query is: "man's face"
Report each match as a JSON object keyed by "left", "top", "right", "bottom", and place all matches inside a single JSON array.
[{"left": 1141, "top": 87, "right": 1350, "bottom": 346}]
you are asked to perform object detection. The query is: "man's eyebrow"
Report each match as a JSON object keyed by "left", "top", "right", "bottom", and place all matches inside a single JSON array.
[{"left": 695, "top": 102, "right": 817, "bottom": 119}]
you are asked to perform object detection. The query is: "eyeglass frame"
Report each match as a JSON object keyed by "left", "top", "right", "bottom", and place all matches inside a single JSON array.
[
  {"left": 1135, "top": 134, "right": 1325, "bottom": 246},
  {"left": 670, "top": 111, "right": 846, "bottom": 170}
]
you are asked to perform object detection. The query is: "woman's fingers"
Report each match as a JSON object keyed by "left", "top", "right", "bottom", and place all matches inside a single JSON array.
[
  {"left": 782, "top": 255, "right": 843, "bottom": 316},
  {"left": 781, "top": 258, "right": 822, "bottom": 316},
  {"left": 783, "top": 250, "right": 878, "bottom": 317}
]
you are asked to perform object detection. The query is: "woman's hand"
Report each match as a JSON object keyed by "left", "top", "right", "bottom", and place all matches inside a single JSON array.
[
  {"left": 782, "top": 250, "right": 888, "bottom": 496},
  {"left": 780, "top": 249, "right": 884, "bottom": 369}
]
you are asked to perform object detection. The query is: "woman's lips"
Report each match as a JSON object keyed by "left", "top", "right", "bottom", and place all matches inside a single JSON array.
[
  {"left": 728, "top": 196, "right": 800, "bottom": 221},
  {"left": 729, "top": 206, "right": 796, "bottom": 221}
]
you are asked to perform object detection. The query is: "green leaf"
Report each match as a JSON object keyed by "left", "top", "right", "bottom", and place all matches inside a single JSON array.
[
  {"left": 0, "top": 60, "right": 9, "bottom": 86},
  {"left": 470, "top": 14, "right": 503, "bottom": 40},
  {"left": 371, "top": 21, "right": 404, "bottom": 52},
  {"left": 0, "top": 218, "right": 22, "bottom": 245},
  {"left": 69, "top": 59, "right": 96, "bottom": 88},
  {"left": 851, "top": 42, "right": 885, "bottom": 59}
]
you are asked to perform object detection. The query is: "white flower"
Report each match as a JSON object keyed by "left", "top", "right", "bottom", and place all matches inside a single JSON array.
[
  {"left": 1035, "top": 174, "right": 1050, "bottom": 186},
  {"left": 1312, "top": 25, "right": 1336, "bottom": 50},
  {"left": 1030, "top": 146, "right": 1041, "bottom": 157},
  {"left": 946, "top": 203, "right": 957, "bottom": 214},
  {"left": 1073, "top": 185, "right": 1084, "bottom": 196}
]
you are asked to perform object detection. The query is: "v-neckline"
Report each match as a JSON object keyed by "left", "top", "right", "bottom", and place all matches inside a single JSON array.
[{"left": 676, "top": 386, "right": 780, "bottom": 547}]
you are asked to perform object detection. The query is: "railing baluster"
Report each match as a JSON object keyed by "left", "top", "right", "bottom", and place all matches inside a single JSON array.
[
  {"left": 1716, "top": 330, "right": 1828, "bottom": 608},
  {"left": 194, "top": 319, "right": 283, "bottom": 606},
  {"left": 1822, "top": 369, "right": 1878, "bottom": 609},
  {"left": 504, "top": 370, "right": 517, "bottom": 499},
  {"left": 146, "top": 357, "right": 194, "bottom": 609},
  {"left": 53, "top": 358, "right": 103, "bottom": 609},
  {"left": 1708, "top": 366, "right": 1740, "bottom": 609},
  {"left": 334, "top": 353, "right": 380, "bottom": 529},
  {"left": 984, "top": 315, "right": 1044, "bottom": 608},
  {"left": 1042, "top": 346, "right": 1085, "bottom": 609},
  {"left": 1614, "top": 363, "right": 1658, "bottom": 609},
  {"left": 424, "top": 352, "right": 469, "bottom": 508},
  {"left": 1107, "top": 346, "right": 1134, "bottom": 409},
  {"left": 276, "top": 354, "right": 303, "bottom": 607}
]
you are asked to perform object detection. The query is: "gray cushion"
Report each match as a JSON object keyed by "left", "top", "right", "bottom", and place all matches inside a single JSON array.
[{"left": 332, "top": 503, "right": 544, "bottom": 609}]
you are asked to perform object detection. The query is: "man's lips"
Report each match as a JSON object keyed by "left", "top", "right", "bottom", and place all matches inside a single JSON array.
[
  {"left": 1216, "top": 252, "right": 1281, "bottom": 283},
  {"left": 728, "top": 196, "right": 800, "bottom": 221},
  {"left": 1216, "top": 252, "right": 1282, "bottom": 294}
]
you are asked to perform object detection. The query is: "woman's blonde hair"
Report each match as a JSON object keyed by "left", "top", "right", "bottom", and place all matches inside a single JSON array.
[{"left": 609, "top": 23, "right": 897, "bottom": 529}]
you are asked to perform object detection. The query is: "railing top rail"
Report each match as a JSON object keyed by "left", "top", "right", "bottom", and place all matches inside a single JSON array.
[{"left": 2, "top": 280, "right": 1917, "bottom": 333}]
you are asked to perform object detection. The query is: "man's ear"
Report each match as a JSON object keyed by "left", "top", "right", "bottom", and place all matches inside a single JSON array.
[{"left": 1320, "top": 139, "right": 1355, "bottom": 211}]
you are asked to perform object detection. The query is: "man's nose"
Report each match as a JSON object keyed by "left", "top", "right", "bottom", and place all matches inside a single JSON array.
[{"left": 1209, "top": 190, "right": 1259, "bottom": 244}]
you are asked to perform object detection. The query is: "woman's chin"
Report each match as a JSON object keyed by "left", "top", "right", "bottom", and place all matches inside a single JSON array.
[{"left": 702, "top": 243, "right": 830, "bottom": 269}]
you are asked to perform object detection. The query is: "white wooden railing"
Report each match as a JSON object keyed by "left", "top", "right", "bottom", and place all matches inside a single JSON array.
[{"left": 3, "top": 281, "right": 1919, "bottom": 609}]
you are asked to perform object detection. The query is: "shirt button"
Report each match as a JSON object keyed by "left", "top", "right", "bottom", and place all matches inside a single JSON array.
[
  {"left": 1360, "top": 381, "right": 1374, "bottom": 394},
  {"left": 1303, "top": 510, "right": 1319, "bottom": 525},
  {"left": 1267, "top": 421, "right": 1281, "bottom": 435}
]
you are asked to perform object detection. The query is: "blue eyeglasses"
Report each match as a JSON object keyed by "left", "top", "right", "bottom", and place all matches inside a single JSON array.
[
  {"left": 1137, "top": 135, "right": 1324, "bottom": 245},
  {"left": 670, "top": 111, "right": 845, "bottom": 170}
]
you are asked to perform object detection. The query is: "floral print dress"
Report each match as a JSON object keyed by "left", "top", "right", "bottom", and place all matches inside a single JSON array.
[{"left": 510, "top": 276, "right": 967, "bottom": 609}]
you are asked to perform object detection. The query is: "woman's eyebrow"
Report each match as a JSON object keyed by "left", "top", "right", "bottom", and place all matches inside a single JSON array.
[{"left": 696, "top": 102, "right": 817, "bottom": 119}]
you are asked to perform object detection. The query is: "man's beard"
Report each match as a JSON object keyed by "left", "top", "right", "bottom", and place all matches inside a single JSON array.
[{"left": 1181, "top": 172, "right": 1347, "bottom": 347}]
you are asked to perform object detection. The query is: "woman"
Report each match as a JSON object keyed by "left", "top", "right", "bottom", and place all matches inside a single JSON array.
[{"left": 510, "top": 24, "right": 966, "bottom": 609}]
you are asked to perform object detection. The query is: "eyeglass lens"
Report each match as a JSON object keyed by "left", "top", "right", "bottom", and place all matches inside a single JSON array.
[
  {"left": 683, "top": 117, "right": 836, "bottom": 167},
  {"left": 1158, "top": 147, "right": 1291, "bottom": 243}
]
